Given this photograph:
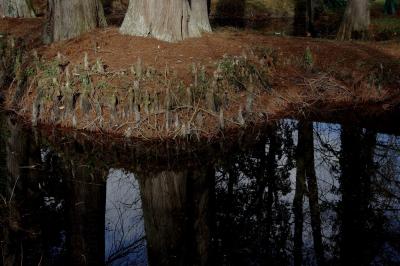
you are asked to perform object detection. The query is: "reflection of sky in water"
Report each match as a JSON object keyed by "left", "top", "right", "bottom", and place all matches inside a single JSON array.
[{"left": 105, "top": 168, "right": 147, "bottom": 266}]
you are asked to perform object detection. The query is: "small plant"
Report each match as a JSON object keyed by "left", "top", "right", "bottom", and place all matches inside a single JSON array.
[
  {"left": 254, "top": 46, "right": 279, "bottom": 67},
  {"left": 303, "top": 47, "right": 314, "bottom": 70},
  {"left": 24, "top": 66, "right": 35, "bottom": 77},
  {"left": 79, "top": 73, "right": 91, "bottom": 87},
  {"left": 96, "top": 80, "right": 109, "bottom": 90},
  {"left": 367, "top": 62, "right": 399, "bottom": 88},
  {"left": 43, "top": 60, "right": 59, "bottom": 78},
  {"left": 216, "top": 55, "right": 270, "bottom": 91},
  {"left": 190, "top": 63, "right": 210, "bottom": 100}
]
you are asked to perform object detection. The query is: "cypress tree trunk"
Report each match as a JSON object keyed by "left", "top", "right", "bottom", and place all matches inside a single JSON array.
[
  {"left": 337, "top": 0, "right": 370, "bottom": 40},
  {"left": 191, "top": 0, "right": 212, "bottom": 33},
  {"left": 0, "top": 0, "right": 35, "bottom": 18},
  {"left": 44, "top": 0, "right": 107, "bottom": 43},
  {"left": 294, "top": 0, "right": 324, "bottom": 36},
  {"left": 120, "top": 0, "right": 211, "bottom": 42}
]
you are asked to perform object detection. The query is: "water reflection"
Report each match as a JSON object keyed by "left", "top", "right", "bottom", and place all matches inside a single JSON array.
[
  {"left": 105, "top": 169, "right": 146, "bottom": 266},
  {"left": 0, "top": 114, "right": 399, "bottom": 265}
]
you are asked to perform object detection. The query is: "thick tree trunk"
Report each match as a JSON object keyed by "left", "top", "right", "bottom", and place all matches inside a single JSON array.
[
  {"left": 0, "top": 0, "right": 35, "bottom": 18},
  {"left": 191, "top": 0, "right": 212, "bottom": 33},
  {"left": 44, "top": 0, "right": 107, "bottom": 43},
  {"left": 120, "top": 0, "right": 211, "bottom": 42},
  {"left": 337, "top": 0, "right": 370, "bottom": 40}
]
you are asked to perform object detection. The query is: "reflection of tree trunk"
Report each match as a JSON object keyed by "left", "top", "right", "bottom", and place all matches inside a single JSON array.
[
  {"left": 65, "top": 163, "right": 107, "bottom": 266},
  {"left": 191, "top": 167, "right": 214, "bottom": 266},
  {"left": 224, "top": 163, "right": 237, "bottom": 260},
  {"left": 293, "top": 121, "right": 307, "bottom": 266},
  {"left": 339, "top": 125, "right": 376, "bottom": 265},
  {"left": 139, "top": 170, "right": 188, "bottom": 265},
  {"left": 6, "top": 119, "right": 29, "bottom": 182},
  {"left": 2, "top": 117, "right": 29, "bottom": 266},
  {"left": 0, "top": 116, "right": 7, "bottom": 193},
  {"left": 2, "top": 116, "right": 42, "bottom": 265},
  {"left": 300, "top": 121, "right": 325, "bottom": 265},
  {"left": 254, "top": 125, "right": 278, "bottom": 261},
  {"left": 138, "top": 166, "right": 214, "bottom": 266}
]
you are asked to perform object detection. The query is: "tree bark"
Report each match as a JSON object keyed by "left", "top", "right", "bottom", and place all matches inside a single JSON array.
[
  {"left": 294, "top": 0, "right": 324, "bottom": 36},
  {"left": 190, "top": 0, "right": 212, "bottom": 33},
  {"left": 44, "top": 0, "right": 107, "bottom": 43},
  {"left": 337, "top": 0, "right": 370, "bottom": 40},
  {"left": 0, "top": 0, "right": 35, "bottom": 18},
  {"left": 120, "top": 0, "right": 211, "bottom": 42}
]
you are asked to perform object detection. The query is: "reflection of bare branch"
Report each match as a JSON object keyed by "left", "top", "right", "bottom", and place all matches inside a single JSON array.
[
  {"left": 8, "top": 175, "right": 20, "bottom": 205},
  {"left": 105, "top": 169, "right": 146, "bottom": 265},
  {"left": 105, "top": 236, "right": 145, "bottom": 265}
]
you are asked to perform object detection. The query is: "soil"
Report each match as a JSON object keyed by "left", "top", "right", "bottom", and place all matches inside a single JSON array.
[
  {"left": 1, "top": 18, "right": 399, "bottom": 141},
  {"left": 0, "top": 18, "right": 45, "bottom": 46}
]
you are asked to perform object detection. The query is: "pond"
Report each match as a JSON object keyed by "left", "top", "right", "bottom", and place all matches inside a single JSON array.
[{"left": 0, "top": 113, "right": 399, "bottom": 266}]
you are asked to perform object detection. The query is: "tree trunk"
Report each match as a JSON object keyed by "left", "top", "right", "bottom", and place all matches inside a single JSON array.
[
  {"left": 191, "top": 0, "right": 212, "bottom": 33},
  {"left": 337, "top": 0, "right": 370, "bottom": 40},
  {"left": 294, "top": 0, "right": 324, "bottom": 36},
  {"left": 0, "top": 0, "right": 35, "bottom": 18},
  {"left": 44, "top": 0, "right": 107, "bottom": 43},
  {"left": 384, "top": 0, "right": 397, "bottom": 15},
  {"left": 120, "top": 0, "right": 211, "bottom": 42}
]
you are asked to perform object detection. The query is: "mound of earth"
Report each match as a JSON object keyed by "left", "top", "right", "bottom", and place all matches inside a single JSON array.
[{"left": 1, "top": 19, "right": 400, "bottom": 141}]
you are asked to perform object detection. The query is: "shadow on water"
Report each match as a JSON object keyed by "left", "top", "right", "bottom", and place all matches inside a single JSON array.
[{"left": 1, "top": 113, "right": 400, "bottom": 265}]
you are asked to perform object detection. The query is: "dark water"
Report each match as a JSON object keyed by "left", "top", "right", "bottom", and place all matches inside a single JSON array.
[{"left": 0, "top": 114, "right": 399, "bottom": 266}]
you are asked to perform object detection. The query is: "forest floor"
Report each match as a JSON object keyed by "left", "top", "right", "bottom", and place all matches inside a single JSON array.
[{"left": 1, "top": 18, "right": 400, "bottom": 141}]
